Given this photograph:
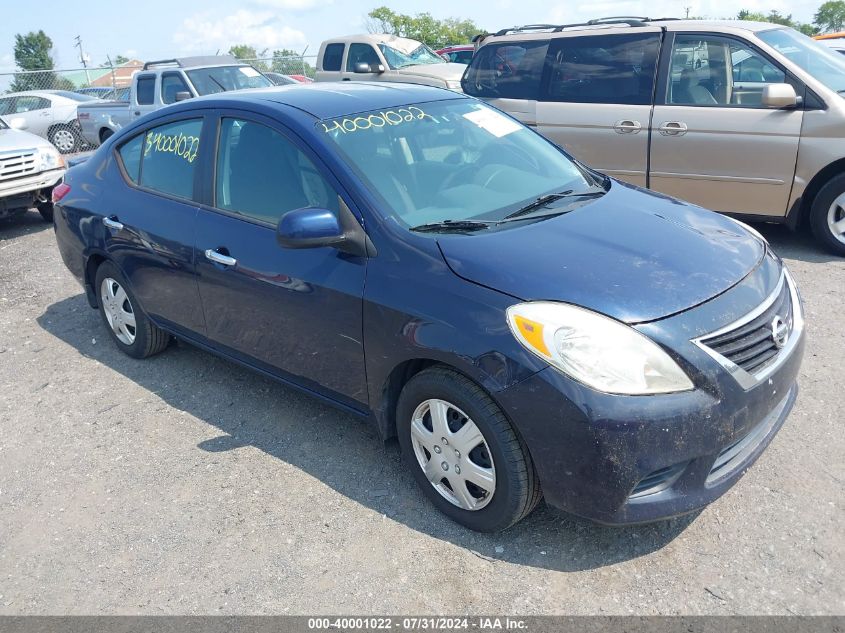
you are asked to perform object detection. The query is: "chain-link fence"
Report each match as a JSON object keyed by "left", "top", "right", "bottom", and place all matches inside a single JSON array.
[{"left": 0, "top": 56, "right": 318, "bottom": 96}]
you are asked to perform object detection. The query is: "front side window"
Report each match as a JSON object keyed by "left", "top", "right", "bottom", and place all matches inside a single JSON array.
[
  {"left": 161, "top": 72, "right": 191, "bottom": 104},
  {"left": 669, "top": 35, "right": 786, "bottom": 106},
  {"left": 185, "top": 65, "right": 272, "bottom": 96},
  {"left": 215, "top": 118, "right": 338, "bottom": 225},
  {"left": 319, "top": 100, "right": 594, "bottom": 229},
  {"left": 462, "top": 40, "right": 549, "bottom": 100},
  {"left": 136, "top": 76, "right": 156, "bottom": 105},
  {"left": 758, "top": 27, "right": 845, "bottom": 94},
  {"left": 378, "top": 42, "right": 445, "bottom": 69},
  {"left": 346, "top": 43, "right": 381, "bottom": 71},
  {"left": 544, "top": 33, "right": 660, "bottom": 105},
  {"left": 322, "top": 43, "right": 345, "bottom": 71}
]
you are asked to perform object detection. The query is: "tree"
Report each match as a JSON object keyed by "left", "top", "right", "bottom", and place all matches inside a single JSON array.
[
  {"left": 737, "top": 9, "right": 818, "bottom": 35},
  {"left": 815, "top": 0, "right": 845, "bottom": 32},
  {"left": 228, "top": 44, "right": 270, "bottom": 71},
  {"left": 271, "top": 49, "right": 315, "bottom": 78},
  {"left": 10, "top": 30, "right": 57, "bottom": 92},
  {"left": 366, "top": 6, "right": 482, "bottom": 49},
  {"left": 114, "top": 54, "right": 130, "bottom": 65}
]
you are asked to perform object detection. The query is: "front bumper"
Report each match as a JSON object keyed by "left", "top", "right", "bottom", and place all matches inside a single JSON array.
[
  {"left": 0, "top": 168, "right": 64, "bottom": 205},
  {"left": 496, "top": 259, "right": 805, "bottom": 525}
]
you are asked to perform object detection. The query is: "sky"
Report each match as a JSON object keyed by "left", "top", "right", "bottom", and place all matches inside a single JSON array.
[{"left": 0, "top": 0, "right": 825, "bottom": 75}]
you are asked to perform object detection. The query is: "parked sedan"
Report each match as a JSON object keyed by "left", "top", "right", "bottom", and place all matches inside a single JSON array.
[
  {"left": 53, "top": 83, "right": 804, "bottom": 531},
  {"left": 0, "top": 90, "right": 95, "bottom": 153}
]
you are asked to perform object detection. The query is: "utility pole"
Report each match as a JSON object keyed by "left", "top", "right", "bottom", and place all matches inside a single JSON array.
[
  {"left": 74, "top": 35, "right": 91, "bottom": 86},
  {"left": 684, "top": 6, "right": 691, "bottom": 18}
]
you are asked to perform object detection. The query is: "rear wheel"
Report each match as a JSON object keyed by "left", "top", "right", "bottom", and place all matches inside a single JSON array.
[
  {"left": 397, "top": 367, "right": 541, "bottom": 532},
  {"left": 99, "top": 128, "right": 114, "bottom": 144},
  {"left": 809, "top": 174, "right": 845, "bottom": 256},
  {"left": 94, "top": 261, "right": 170, "bottom": 359},
  {"left": 49, "top": 125, "right": 80, "bottom": 154}
]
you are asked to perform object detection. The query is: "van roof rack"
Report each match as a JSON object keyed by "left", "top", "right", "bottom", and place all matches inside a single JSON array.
[
  {"left": 142, "top": 55, "right": 239, "bottom": 70},
  {"left": 491, "top": 16, "right": 681, "bottom": 37}
]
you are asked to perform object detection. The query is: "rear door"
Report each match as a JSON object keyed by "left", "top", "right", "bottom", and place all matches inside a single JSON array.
[
  {"left": 132, "top": 74, "right": 158, "bottom": 120},
  {"left": 317, "top": 42, "right": 346, "bottom": 82},
  {"left": 536, "top": 29, "right": 662, "bottom": 187},
  {"left": 648, "top": 32, "right": 804, "bottom": 216}
]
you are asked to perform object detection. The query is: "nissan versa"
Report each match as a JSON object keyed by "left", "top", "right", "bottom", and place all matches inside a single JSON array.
[{"left": 52, "top": 83, "right": 804, "bottom": 532}]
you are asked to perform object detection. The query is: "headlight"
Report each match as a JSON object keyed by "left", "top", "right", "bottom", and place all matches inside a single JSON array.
[
  {"left": 38, "top": 146, "right": 65, "bottom": 171},
  {"left": 506, "top": 302, "right": 694, "bottom": 395}
]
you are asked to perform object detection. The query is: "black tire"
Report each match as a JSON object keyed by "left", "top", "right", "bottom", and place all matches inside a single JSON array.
[
  {"left": 48, "top": 124, "right": 80, "bottom": 154},
  {"left": 809, "top": 173, "right": 845, "bottom": 256},
  {"left": 396, "top": 366, "right": 542, "bottom": 532},
  {"left": 94, "top": 261, "right": 170, "bottom": 359},
  {"left": 37, "top": 202, "right": 53, "bottom": 223},
  {"left": 99, "top": 128, "right": 114, "bottom": 144}
]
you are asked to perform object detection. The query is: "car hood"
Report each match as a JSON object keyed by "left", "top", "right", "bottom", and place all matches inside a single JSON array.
[
  {"left": 436, "top": 183, "right": 765, "bottom": 324},
  {"left": 396, "top": 62, "right": 466, "bottom": 82},
  {"left": 0, "top": 126, "right": 52, "bottom": 152}
]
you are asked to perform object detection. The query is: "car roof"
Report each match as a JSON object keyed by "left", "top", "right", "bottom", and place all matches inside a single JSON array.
[
  {"left": 188, "top": 82, "right": 464, "bottom": 120},
  {"left": 0, "top": 90, "right": 64, "bottom": 99},
  {"left": 323, "top": 33, "right": 424, "bottom": 49}
]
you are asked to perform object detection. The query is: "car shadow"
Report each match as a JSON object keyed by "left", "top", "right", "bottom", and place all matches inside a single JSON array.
[
  {"left": 38, "top": 294, "right": 698, "bottom": 572},
  {"left": 752, "top": 221, "right": 841, "bottom": 264},
  {"left": 0, "top": 210, "right": 52, "bottom": 239}
]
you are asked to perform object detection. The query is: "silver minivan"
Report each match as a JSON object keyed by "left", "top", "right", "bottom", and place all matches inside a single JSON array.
[{"left": 463, "top": 18, "right": 845, "bottom": 255}]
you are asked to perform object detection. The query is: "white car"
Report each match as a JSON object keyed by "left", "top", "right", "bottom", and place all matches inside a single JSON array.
[
  {"left": 0, "top": 116, "right": 65, "bottom": 222},
  {"left": 0, "top": 90, "right": 97, "bottom": 153}
]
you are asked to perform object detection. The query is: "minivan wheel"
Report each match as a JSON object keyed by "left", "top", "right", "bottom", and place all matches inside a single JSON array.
[
  {"left": 94, "top": 262, "right": 170, "bottom": 359},
  {"left": 396, "top": 367, "right": 541, "bottom": 532},
  {"left": 809, "top": 174, "right": 845, "bottom": 256}
]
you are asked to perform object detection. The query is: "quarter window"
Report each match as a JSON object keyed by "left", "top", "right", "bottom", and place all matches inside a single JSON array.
[
  {"left": 215, "top": 118, "right": 338, "bottom": 225},
  {"left": 118, "top": 134, "right": 143, "bottom": 184},
  {"left": 136, "top": 76, "right": 156, "bottom": 105},
  {"left": 544, "top": 33, "right": 660, "bottom": 105},
  {"left": 669, "top": 35, "right": 787, "bottom": 107},
  {"left": 322, "top": 43, "right": 345, "bottom": 71},
  {"left": 462, "top": 40, "right": 550, "bottom": 99},
  {"left": 161, "top": 72, "right": 190, "bottom": 104}
]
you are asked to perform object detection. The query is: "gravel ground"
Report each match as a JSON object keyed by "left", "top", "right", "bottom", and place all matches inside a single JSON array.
[{"left": 0, "top": 210, "right": 842, "bottom": 615}]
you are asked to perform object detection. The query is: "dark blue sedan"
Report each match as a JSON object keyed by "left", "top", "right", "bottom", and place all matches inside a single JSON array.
[{"left": 52, "top": 83, "right": 804, "bottom": 531}]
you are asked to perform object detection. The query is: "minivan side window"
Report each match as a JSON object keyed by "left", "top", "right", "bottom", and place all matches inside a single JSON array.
[
  {"left": 215, "top": 118, "right": 338, "bottom": 225},
  {"left": 669, "top": 35, "right": 787, "bottom": 107},
  {"left": 462, "top": 40, "right": 550, "bottom": 99},
  {"left": 543, "top": 33, "right": 660, "bottom": 105},
  {"left": 323, "top": 43, "right": 345, "bottom": 71},
  {"left": 136, "top": 76, "right": 156, "bottom": 105}
]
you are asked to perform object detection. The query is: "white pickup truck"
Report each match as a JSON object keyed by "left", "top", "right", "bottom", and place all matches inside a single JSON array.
[
  {"left": 316, "top": 34, "right": 466, "bottom": 90},
  {"left": 0, "top": 116, "right": 64, "bottom": 222},
  {"left": 77, "top": 56, "right": 272, "bottom": 146}
]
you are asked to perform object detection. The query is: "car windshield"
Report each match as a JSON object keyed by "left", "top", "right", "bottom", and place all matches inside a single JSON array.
[
  {"left": 318, "top": 100, "right": 597, "bottom": 229},
  {"left": 378, "top": 43, "right": 445, "bottom": 69},
  {"left": 185, "top": 65, "right": 272, "bottom": 95},
  {"left": 758, "top": 27, "right": 845, "bottom": 93}
]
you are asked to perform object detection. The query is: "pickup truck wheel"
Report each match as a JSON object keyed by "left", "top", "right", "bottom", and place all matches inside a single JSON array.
[
  {"left": 37, "top": 202, "right": 54, "bottom": 223},
  {"left": 99, "top": 128, "right": 114, "bottom": 144},
  {"left": 810, "top": 174, "right": 845, "bottom": 256},
  {"left": 396, "top": 367, "right": 542, "bottom": 532},
  {"left": 49, "top": 125, "right": 80, "bottom": 154},
  {"left": 94, "top": 262, "right": 171, "bottom": 359}
]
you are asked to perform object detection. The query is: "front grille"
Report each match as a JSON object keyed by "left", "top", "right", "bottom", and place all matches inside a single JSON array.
[
  {"left": 629, "top": 462, "right": 687, "bottom": 499},
  {"left": 699, "top": 277, "right": 793, "bottom": 376},
  {"left": 0, "top": 149, "right": 38, "bottom": 182}
]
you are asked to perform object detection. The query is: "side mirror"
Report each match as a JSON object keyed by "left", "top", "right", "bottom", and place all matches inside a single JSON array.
[
  {"left": 175, "top": 91, "right": 193, "bottom": 102},
  {"left": 353, "top": 62, "right": 384, "bottom": 74},
  {"left": 277, "top": 206, "right": 371, "bottom": 257},
  {"left": 8, "top": 117, "right": 27, "bottom": 130},
  {"left": 761, "top": 83, "right": 798, "bottom": 108}
]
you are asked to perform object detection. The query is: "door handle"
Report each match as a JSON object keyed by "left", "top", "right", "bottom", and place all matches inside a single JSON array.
[
  {"left": 658, "top": 121, "right": 688, "bottom": 136},
  {"left": 613, "top": 120, "right": 642, "bottom": 134},
  {"left": 102, "top": 216, "right": 124, "bottom": 231},
  {"left": 205, "top": 248, "right": 237, "bottom": 267}
]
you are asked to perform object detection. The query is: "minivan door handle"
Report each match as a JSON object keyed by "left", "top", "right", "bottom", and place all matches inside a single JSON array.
[
  {"left": 204, "top": 248, "right": 237, "bottom": 267},
  {"left": 102, "top": 216, "right": 124, "bottom": 231},
  {"left": 658, "top": 121, "right": 688, "bottom": 136},
  {"left": 613, "top": 120, "right": 642, "bottom": 134}
]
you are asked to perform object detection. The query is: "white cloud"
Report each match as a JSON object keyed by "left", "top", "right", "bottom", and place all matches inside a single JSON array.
[
  {"left": 254, "top": 0, "right": 329, "bottom": 9},
  {"left": 0, "top": 53, "right": 14, "bottom": 74},
  {"left": 173, "top": 9, "right": 308, "bottom": 55},
  {"left": 546, "top": 0, "right": 819, "bottom": 23}
]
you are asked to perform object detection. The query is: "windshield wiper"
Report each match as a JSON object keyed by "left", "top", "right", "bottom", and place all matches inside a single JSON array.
[
  {"left": 503, "top": 187, "right": 605, "bottom": 221},
  {"left": 410, "top": 219, "right": 493, "bottom": 233}
]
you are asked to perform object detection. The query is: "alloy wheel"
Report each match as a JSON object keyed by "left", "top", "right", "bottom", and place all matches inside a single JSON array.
[
  {"left": 100, "top": 277, "right": 136, "bottom": 345},
  {"left": 827, "top": 192, "right": 845, "bottom": 246},
  {"left": 410, "top": 398, "right": 496, "bottom": 511}
]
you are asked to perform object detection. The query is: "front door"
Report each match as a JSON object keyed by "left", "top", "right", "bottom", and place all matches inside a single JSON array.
[
  {"left": 649, "top": 33, "right": 803, "bottom": 217},
  {"left": 536, "top": 30, "right": 662, "bottom": 187},
  {"left": 194, "top": 115, "right": 368, "bottom": 407},
  {"left": 341, "top": 42, "right": 384, "bottom": 82},
  {"left": 12, "top": 95, "right": 53, "bottom": 137}
]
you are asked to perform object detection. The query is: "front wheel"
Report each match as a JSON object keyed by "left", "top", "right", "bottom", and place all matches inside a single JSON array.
[
  {"left": 94, "top": 261, "right": 171, "bottom": 359},
  {"left": 809, "top": 174, "right": 845, "bottom": 256},
  {"left": 396, "top": 367, "right": 541, "bottom": 532},
  {"left": 37, "top": 202, "right": 53, "bottom": 223}
]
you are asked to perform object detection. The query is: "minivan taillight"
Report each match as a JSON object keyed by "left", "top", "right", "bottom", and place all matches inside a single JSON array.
[{"left": 52, "top": 183, "right": 71, "bottom": 203}]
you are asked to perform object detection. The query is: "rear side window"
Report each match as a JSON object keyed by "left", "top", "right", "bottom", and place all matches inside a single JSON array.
[
  {"left": 323, "top": 43, "right": 345, "bottom": 71},
  {"left": 544, "top": 33, "right": 660, "bottom": 105},
  {"left": 116, "top": 118, "right": 202, "bottom": 200},
  {"left": 215, "top": 118, "right": 338, "bottom": 225},
  {"left": 462, "top": 40, "right": 549, "bottom": 99},
  {"left": 136, "top": 75, "right": 156, "bottom": 105}
]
